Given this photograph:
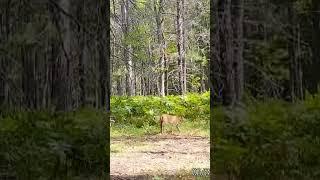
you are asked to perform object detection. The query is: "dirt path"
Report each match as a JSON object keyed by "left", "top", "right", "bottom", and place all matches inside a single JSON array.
[{"left": 110, "top": 134, "right": 210, "bottom": 179}]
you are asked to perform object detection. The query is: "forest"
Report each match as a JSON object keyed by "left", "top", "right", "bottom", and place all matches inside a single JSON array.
[
  {"left": 212, "top": 0, "right": 320, "bottom": 179},
  {"left": 110, "top": 0, "right": 210, "bottom": 178},
  {"left": 0, "top": 0, "right": 319, "bottom": 179},
  {"left": 0, "top": 0, "right": 110, "bottom": 179},
  {"left": 110, "top": 0, "right": 209, "bottom": 96}
]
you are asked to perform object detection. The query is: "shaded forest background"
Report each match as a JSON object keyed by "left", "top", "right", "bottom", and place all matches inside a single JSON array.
[
  {"left": 0, "top": 0, "right": 111, "bottom": 179},
  {"left": 1, "top": 0, "right": 320, "bottom": 109},
  {"left": 211, "top": 0, "right": 320, "bottom": 179},
  {"left": 0, "top": 0, "right": 320, "bottom": 179},
  {"left": 212, "top": 0, "right": 320, "bottom": 106},
  {"left": 0, "top": 0, "right": 110, "bottom": 111}
]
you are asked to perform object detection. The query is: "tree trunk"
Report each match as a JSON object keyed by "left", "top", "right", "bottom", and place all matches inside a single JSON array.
[
  {"left": 155, "top": 0, "right": 166, "bottom": 96},
  {"left": 217, "top": 0, "right": 235, "bottom": 106},
  {"left": 77, "top": 0, "right": 86, "bottom": 107},
  {"left": 164, "top": 52, "right": 169, "bottom": 95},
  {"left": 22, "top": 46, "right": 36, "bottom": 109},
  {"left": 232, "top": 0, "right": 244, "bottom": 104},
  {"left": 215, "top": 0, "right": 243, "bottom": 107},
  {"left": 51, "top": 0, "right": 72, "bottom": 111},
  {"left": 306, "top": 0, "right": 320, "bottom": 94},
  {"left": 176, "top": 0, "right": 186, "bottom": 95},
  {"left": 105, "top": 5, "right": 111, "bottom": 176},
  {"left": 288, "top": 5, "right": 303, "bottom": 101},
  {"left": 120, "top": 0, "right": 135, "bottom": 96}
]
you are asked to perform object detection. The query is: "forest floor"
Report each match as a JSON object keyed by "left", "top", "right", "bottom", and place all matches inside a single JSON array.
[{"left": 110, "top": 134, "right": 210, "bottom": 180}]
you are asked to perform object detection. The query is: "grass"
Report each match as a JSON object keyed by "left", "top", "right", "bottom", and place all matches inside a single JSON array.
[
  {"left": 143, "top": 168, "right": 210, "bottom": 180},
  {"left": 111, "top": 118, "right": 209, "bottom": 138},
  {"left": 111, "top": 140, "right": 152, "bottom": 153},
  {"left": 111, "top": 174, "right": 209, "bottom": 180}
]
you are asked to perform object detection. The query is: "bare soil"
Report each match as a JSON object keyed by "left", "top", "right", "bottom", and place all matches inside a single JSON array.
[{"left": 110, "top": 134, "right": 210, "bottom": 180}]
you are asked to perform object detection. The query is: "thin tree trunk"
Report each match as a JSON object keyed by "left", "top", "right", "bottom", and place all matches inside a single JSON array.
[
  {"left": 297, "top": 24, "right": 303, "bottom": 99},
  {"left": 120, "top": 0, "right": 134, "bottom": 96},
  {"left": 288, "top": 5, "right": 303, "bottom": 101},
  {"left": 182, "top": 1, "right": 187, "bottom": 94},
  {"left": 0, "top": 3, "right": 11, "bottom": 107},
  {"left": 155, "top": 0, "right": 166, "bottom": 96},
  {"left": 176, "top": 0, "right": 186, "bottom": 95},
  {"left": 233, "top": 0, "right": 244, "bottom": 104},
  {"left": 164, "top": 52, "right": 168, "bottom": 95},
  {"left": 147, "top": 41, "right": 153, "bottom": 95},
  {"left": 98, "top": 0, "right": 109, "bottom": 109}
]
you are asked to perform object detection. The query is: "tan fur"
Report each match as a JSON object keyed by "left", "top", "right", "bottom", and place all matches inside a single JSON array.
[{"left": 160, "top": 114, "right": 183, "bottom": 134}]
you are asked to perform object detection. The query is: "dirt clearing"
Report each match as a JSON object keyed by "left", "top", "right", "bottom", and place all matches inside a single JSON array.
[{"left": 111, "top": 134, "right": 210, "bottom": 179}]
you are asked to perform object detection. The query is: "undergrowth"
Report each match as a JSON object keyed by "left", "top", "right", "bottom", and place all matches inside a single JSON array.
[
  {"left": 213, "top": 93, "right": 320, "bottom": 179},
  {"left": 0, "top": 92, "right": 209, "bottom": 179},
  {"left": 1, "top": 91, "right": 320, "bottom": 179},
  {"left": 110, "top": 92, "right": 210, "bottom": 137},
  {"left": 0, "top": 108, "right": 108, "bottom": 179}
]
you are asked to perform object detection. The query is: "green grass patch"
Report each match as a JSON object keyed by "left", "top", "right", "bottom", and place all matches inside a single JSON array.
[{"left": 111, "top": 119, "right": 209, "bottom": 138}]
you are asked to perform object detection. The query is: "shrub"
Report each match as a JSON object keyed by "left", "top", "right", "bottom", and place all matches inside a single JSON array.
[
  {"left": 0, "top": 108, "right": 107, "bottom": 179},
  {"left": 111, "top": 92, "right": 210, "bottom": 125},
  {"left": 213, "top": 97, "right": 320, "bottom": 179}
]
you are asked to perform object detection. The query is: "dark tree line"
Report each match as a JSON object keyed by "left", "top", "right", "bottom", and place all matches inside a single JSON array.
[
  {"left": 0, "top": 0, "right": 110, "bottom": 112},
  {"left": 211, "top": 0, "right": 320, "bottom": 107},
  {"left": 2, "top": 0, "right": 320, "bottom": 110}
]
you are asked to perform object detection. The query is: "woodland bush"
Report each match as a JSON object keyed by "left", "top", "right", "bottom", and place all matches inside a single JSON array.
[
  {"left": 214, "top": 94, "right": 320, "bottom": 179},
  {"left": 111, "top": 92, "right": 210, "bottom": 124},
  {"left": 0, "top": 108, "right": 107, "bottom": 179}
]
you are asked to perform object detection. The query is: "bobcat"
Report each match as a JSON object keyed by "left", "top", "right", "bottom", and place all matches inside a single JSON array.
[{"left": 159, "top": 114, "right": 183, "bottom": 134}]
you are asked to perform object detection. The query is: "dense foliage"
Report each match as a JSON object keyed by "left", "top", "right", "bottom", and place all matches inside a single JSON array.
[
  {"left": 214, "top": 93, "right": 320, "bottom": 179},
  {"left": 0, "top": 109, "right": 108, "bottom": 179},
  {"left": 111, "top": 92, "right": 210, "bottom": 124},
  {"left": 111, "top": 92, "right": 210, "bottom": 136}
]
